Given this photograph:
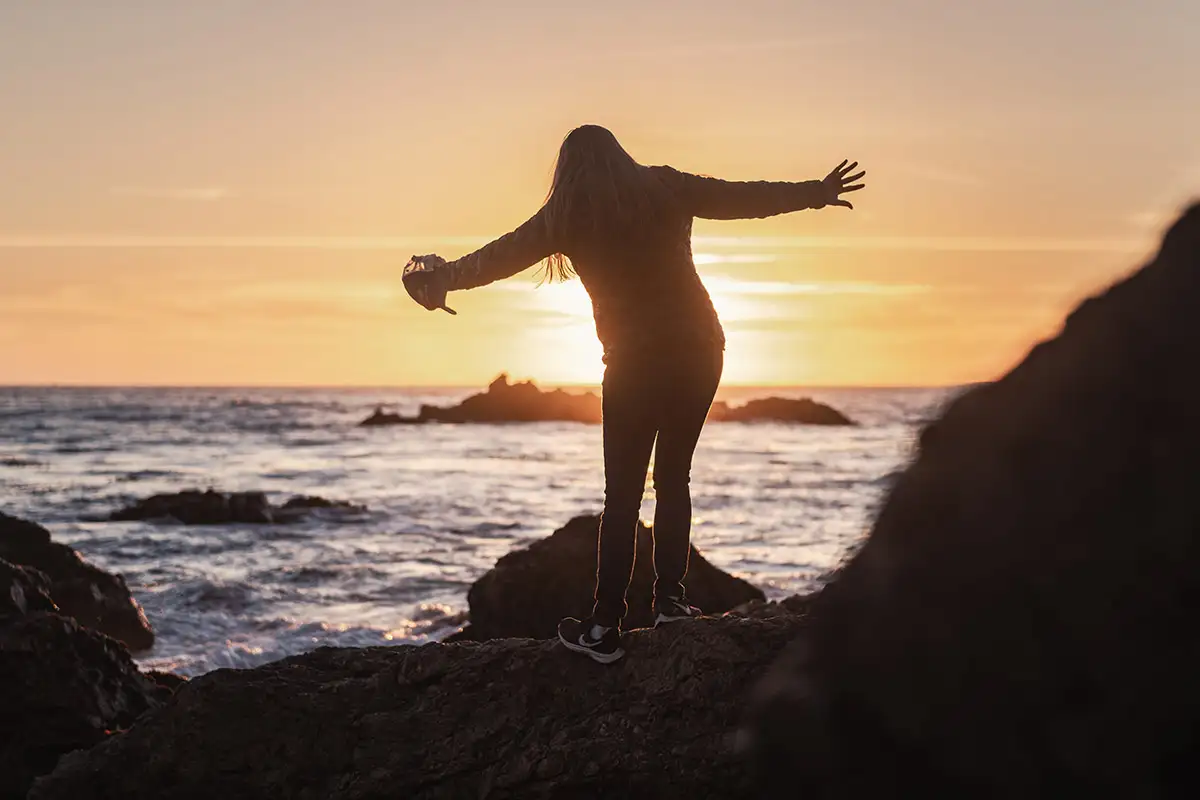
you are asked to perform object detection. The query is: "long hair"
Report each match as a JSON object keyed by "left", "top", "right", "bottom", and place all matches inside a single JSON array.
[{"left": 538, "top": 125, "right": 670, "bottom": 282}]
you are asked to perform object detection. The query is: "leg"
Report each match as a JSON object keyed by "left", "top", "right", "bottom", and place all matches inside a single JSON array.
[
  {"left": 592, "top": 355, "right": 659, "bottom": 628},
  {"left": 651, "top": 346, "right": 723, "bottom": 606}
]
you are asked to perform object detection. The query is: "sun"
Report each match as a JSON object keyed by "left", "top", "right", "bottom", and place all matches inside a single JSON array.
[
  {"left": 515, "top": 280, "right": 604, "bottom": 385},
  {"left": 508, "top": 262, "right": 806, "bottom": 387}
]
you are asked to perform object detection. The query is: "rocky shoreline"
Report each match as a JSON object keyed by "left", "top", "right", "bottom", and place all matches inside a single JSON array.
[
  {"left": 3, "top": 506, "right": 792, "bottom": 798},
  {"left": 0, "top": 519, "right": 181, "bottom": 798},
  {"left": 31, "top": 615, "right": 807, "bottom": 800}
]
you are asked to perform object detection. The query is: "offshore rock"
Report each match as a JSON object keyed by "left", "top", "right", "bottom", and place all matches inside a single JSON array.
[
  {"left": 108, "top": 489, "right": 365, "bottom": 525},
  {"left": 708, "top": 397, "right": 853, "bottom": 425},
  {"left": 359, "top": 374, "right": 852, "bottom": 426}
]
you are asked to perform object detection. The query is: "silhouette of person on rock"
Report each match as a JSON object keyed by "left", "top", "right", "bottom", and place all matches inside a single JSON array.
[{"left": 405, "top": 125, "right": 865, "bottom": 662}]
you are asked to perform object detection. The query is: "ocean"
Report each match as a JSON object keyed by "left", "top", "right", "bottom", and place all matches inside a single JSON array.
[{"left": 0, "top": 384, "right": 955, "bottom": 676}]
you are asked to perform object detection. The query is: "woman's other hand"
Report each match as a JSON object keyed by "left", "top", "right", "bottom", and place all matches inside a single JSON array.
[{"left": 821, "top": 160, "right": 867, "bottom": 209}]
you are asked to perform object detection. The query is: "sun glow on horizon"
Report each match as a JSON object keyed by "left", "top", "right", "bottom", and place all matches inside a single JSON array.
[{"left": 496, "top": 259, "right": 829, "bottom": 385}]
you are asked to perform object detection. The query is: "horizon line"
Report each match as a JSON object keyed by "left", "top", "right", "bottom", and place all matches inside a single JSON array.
[{"left": 0, "top": 381, "right": 972, "bottom": 391}]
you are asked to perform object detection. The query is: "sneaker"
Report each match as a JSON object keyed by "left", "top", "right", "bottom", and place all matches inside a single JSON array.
[
  {"left": 654, "top": 597, "right": 702, "bottom": 627},
  {"left": 557, "top": 617, "right": 625, "bottom": 664}
]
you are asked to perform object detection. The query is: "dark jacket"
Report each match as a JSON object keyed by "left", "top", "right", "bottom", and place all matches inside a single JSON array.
[{"left": 440, "top": 166, "right": 829, "bottom": 358}]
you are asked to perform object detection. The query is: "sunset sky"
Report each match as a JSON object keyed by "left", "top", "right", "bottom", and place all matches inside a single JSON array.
[{"left": 3, "top": 1, "right": 1198, "bottom": 387}]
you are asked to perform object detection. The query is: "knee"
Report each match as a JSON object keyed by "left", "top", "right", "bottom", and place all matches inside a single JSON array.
[
  {"left": 652, "top": 468, "right": 690, "bottom": 498},
  {"left": 604, "top": 480, "right": 645, "bottom": 519}
]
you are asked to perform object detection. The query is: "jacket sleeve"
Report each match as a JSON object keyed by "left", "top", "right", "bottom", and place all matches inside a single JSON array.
[
  {"left": 661, "top": 166, "right": 829, "bottom": 220},
  {"left": 441, "top": 211, "right": 557, "bottom": 291}
]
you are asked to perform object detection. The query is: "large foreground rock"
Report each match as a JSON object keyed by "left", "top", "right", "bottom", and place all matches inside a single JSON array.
[
  {"left": 33, "top": 616, "right": 803, "bottom": 799},
  {"left": 1, "top": 511, "right": 154, "bottom": 650},
  {"left": 746, "top": 204, "right": 1200, "bottom": 797},
  {"left": 454, "top": 514, "right": 764, "bottom": 640},
  {"left": 109, "top": 489, "right": 366, "bottom": 525},
  {"left": 1, "top": 559, "right": 165, "bottom": 799},
  {"left": 0, "top": 558, "right": 58, "bottom": 615},
  {"left": 360, "top": 374, "right": 852, "bottom": 426}
]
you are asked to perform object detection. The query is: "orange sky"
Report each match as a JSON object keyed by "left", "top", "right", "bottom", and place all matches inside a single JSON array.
[{"left": 2, "top": 1, "right": 1198, "bottom": 386}]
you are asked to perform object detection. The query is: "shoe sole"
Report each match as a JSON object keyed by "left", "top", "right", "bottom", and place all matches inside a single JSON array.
[
  {"left": 654, "top": 613, "right": 696, "bottom": 627},
  {"left": 558, "top": 632, "right": 625, "bottom": 664}
]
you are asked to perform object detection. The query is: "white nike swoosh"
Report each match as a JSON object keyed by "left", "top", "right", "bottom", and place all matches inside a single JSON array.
[{"left": 578, "top": 634, "right": 595, "bottom": 647}]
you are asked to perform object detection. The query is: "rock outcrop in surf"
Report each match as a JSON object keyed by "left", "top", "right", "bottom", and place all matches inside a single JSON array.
[
  {"left": 360, "top": 374, "right": 854, "bottom": 426},
  {"left": 108, "top": 490, "right": 366, "bottom": 525}
]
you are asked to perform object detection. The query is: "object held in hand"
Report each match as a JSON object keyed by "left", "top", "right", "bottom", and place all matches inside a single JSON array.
[{"left": 403, "top": 255, "right": 457, "bottom": 315}]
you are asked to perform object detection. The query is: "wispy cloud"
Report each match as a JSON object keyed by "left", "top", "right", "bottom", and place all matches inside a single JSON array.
[
  {"left": 609, "top": 33, "right": 874, "bottom": 61},
  {"left": 694, "top": 235, "right": 1147, "bottom": 253},
  {"left": 886, "top": 162, "right": 985, "bottom": 188},
  {"left": 109, "top": 186, "right": 233, "bottom": 201},
  {"left": 701, "top": 276, "right": 933, "bottom": 297},
  {"left": 0, "top": 235, "right": 491, "bottom": 249},
  {"left": 692, "top": 253, "right": 777, "bottom": 266},
  {"left": 0, "top": 234, "right": 1147, "bottom": 253}
]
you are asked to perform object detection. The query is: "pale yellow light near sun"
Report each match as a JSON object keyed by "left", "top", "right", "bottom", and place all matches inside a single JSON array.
[{"left": 514, "top": 257, "right": 776, "bottom": 386}]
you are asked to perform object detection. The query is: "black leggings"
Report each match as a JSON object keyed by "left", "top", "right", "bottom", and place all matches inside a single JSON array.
[{"left": 592, "top": 345, "right": 724, "bottom": 626}]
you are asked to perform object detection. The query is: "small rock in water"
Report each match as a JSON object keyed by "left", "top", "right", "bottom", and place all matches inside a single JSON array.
[
  {"left": 708, "top": 396, "right": 854, "bottom": 425},
  {"left": 279, "top": 495, "right": 366, "bottom": 512},
  {"left": 107, "top": 489, "right": 366, "bottom": 525}
]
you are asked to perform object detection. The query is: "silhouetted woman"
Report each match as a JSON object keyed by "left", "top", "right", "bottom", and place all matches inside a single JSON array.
[{"left": 405, "top": 125, "right": 865, "bottom": 663}]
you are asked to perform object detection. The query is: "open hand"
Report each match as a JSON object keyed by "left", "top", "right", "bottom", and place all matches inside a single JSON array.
[{"left": 822, "top": 160, "right": 867, "bottom": 209}]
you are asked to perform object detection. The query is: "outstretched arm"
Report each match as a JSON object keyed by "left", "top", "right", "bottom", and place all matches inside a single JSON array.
[
  {"left": 404, "top": 211, "right": 556, "bottom": 313},
  {"left": 665, "top": 161, "right": 866, "bottom": 220},
  {"left": 441, "top": 210, "right": 557, "bottom": 291}
]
